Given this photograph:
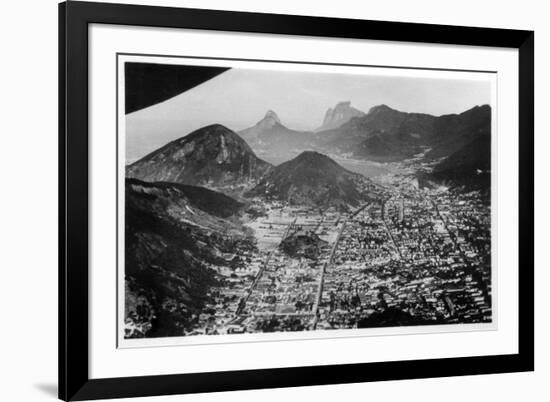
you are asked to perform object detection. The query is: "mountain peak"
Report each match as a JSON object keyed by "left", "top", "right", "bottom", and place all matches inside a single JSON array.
[
  {"left": 461, "top": 104, "right": 491, "bottom": 116},
  {"left": 256, "top": 110, "right": 281, "bottom": 129},
  {"left": 335, "top": 101, "right": 352, "bottom": 109},
  {"left": 246, "top": 151, "right": 366, "bottom": 208},
  {"left": 367, "top": 104, "right": 395, "bottom": 115},
  {"left": 179, "top": 124, "right": 248, "bottom": 151},
  {"left": 127, "top": 124, "right": 272, "bottom": 187},
  {"left": 288, "top": 150, "right": 348, "bottom": 174},
  {"left": 295, "top": 150, "right": 334, "bottom": 163},
  {"left": 238, "top": 110, "right": 311, "bottom": 153},
  {"left": 264, "top": 110, "right": 280, "bottom": 122},
  {"left": 316, "top": 101, "right": 365, "bottom": 132},
  {"left": 186, "top": 123, "right": 235, "bottom": 140}
]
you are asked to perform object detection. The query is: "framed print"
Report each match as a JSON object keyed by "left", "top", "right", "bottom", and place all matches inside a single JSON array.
[{"left": 59, "top": 1, "right": 534, "bottom": 400}]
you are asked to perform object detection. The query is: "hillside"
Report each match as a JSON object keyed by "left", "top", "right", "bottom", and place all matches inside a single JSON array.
[
  {"left": 124, "top": 179, "right": 252, "bottom": 338},
  {"left": 245, "top": 151, "right": 370, "bottom": 208},
  {"left": 126, "top": 124, "right": 272, "bottom": 189},
  {"left": 431, "top": 134, "right": 491, "bottom": 189},
  {"left": 313, "top": 104, "right": 491, "bottom": 162},
  {"left": 426, "top": 105, "right": 492, "bottom": 159}
]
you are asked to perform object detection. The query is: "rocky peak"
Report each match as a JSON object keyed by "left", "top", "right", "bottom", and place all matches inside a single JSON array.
[
  {"left": 317, "top": 101, "right": 365, "bottom": 132},
  {"left": 367, "top": 104, "right": 395, "bottom": 115},
  {"left": 257, "top": 110, "right": 281, "bottom": 129},
  {"left": 334, "top": 101, "right": 352, "bottom": 110}
]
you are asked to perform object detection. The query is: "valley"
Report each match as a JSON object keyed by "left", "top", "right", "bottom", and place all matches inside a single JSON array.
[
  {"left": 123, "top": 102, "right": 492, "bottom": 339},
  {"left": 177, "top": 158, "right": 491, "bottom": 336}
]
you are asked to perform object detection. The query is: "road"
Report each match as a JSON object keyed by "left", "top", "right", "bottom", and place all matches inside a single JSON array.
[
  {"left": 311, "top": 202, "right": 369, "bottom": 329},
  {"left": 235, "top": 251, "right": 273, "bottom": 315},
  {"left": 235, "top": 217, "right": 297, "bottom": 316},
  {"left": 382, "top": 215, "right": 404, "bottom": 260},
  {"left": 282, "top": 217, "right": 298, "bottom": 238},
  {"left": 350, "top": 202, "right": 370, "bottom": 219},
  {"left": 378, "top": 196, "right": 404, "bottom": 260}
]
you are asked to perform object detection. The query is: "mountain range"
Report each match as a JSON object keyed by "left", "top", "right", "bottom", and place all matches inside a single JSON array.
[
  {"left": 128, "top": 102, "right": 491, "bottom": 193},
  {"left": 314, "top": 104, "right": 491, "bottom": 162},
  {"left": 235, "top": 103, "right": 491, "bottom": 181}
]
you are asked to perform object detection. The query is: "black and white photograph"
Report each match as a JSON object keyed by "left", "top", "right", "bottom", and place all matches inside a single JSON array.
[{"left": 120, "top": 56, "right": 494, "bottom": 341}]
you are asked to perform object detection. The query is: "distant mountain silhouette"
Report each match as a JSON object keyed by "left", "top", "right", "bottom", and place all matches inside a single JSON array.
[
  {"left": 313, "top": 104, "right": 491, "bottom": 163},
  {"left": 126, "top": 124, "right": 272, "bottom": 188},
  {"left": 246, "top": 151, "right": 370, "bottom": 208},
  {"left": 316, "top": 101, "right": 365, "bottom": 132},
  {"left": 239, "top": 110, "right": 281, "bottom": 142},
  {"left": 313, "top": 104, "right": 434, "bottom": 161},
  {"left": 238, "top": 110, "right": 312, "bottom": 155}
]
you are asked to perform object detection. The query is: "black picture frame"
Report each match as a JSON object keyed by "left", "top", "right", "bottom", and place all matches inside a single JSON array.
[{"left": 59, "top": 1, "right": 534, "bottom": 400}]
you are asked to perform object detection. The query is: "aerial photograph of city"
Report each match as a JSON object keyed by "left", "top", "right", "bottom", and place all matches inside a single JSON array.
[{"left": 121, "top": 59, "right": 493, "bottom": 340}]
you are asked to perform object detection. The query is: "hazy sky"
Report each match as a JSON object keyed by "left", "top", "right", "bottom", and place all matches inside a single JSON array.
[{"left": 126, "top": 67, "right": 491, "bottom": 162}]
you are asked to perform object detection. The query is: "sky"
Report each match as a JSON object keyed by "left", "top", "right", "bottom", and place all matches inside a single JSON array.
[{"left": 125, "top": 67, "right": 492, "bottom": 162}]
